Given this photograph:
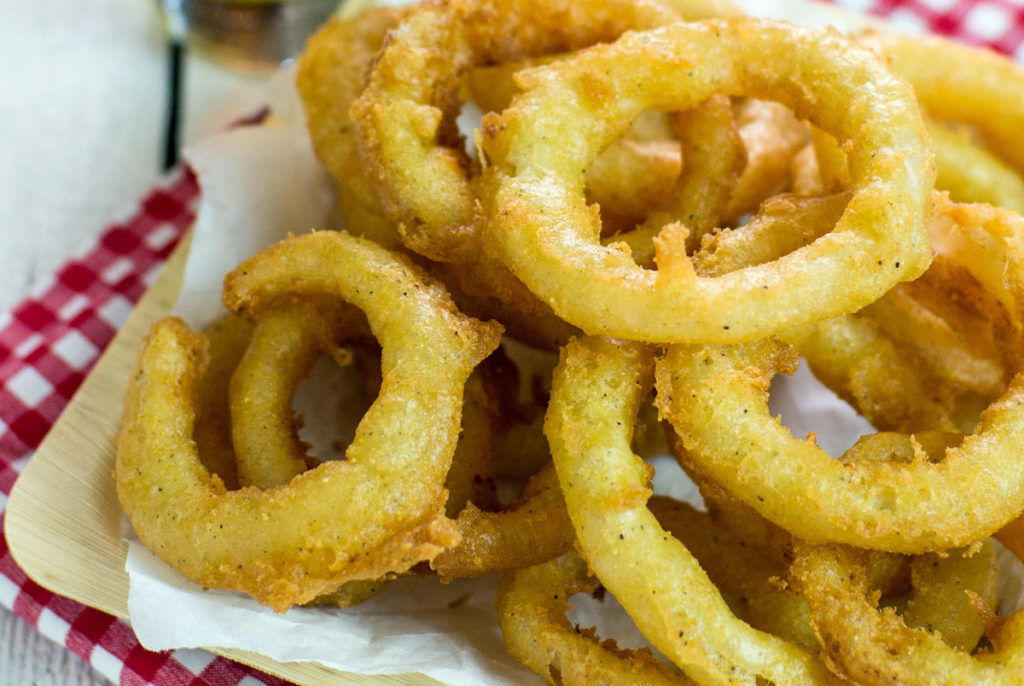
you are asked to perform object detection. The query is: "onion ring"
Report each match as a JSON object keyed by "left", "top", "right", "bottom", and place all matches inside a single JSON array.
[
  {"left": 928, "top": 119, "right": 1024, "bottom": 214},
  {"left": 723, "top": 98, "right": 808, "bottom": 222},
  {"left": 296, "top": 6, "right": 409, "bottom": 249},
  {"left": 226, "top": 297, "right": 394, "bottom": 609},
  {"left": 546, "top": 335, "right": 833, "bottom": 684},
  {"left": 468, "top": 53, "right": 799, "bottom": 240},
  {"left": 858, "top": 29, "right": 1024, "bottom": 175},
  {"left": 589, "top": 137, "right": 683, "bottom": 237},
  {"left": 193, "top": 313, "right": 252, "bottom": 491},
  {"left": 657, "top": 194, "right": 1024, "bottom": 551},
  {"left": 496, "top": 550, "right": 691, "bottom": 685},
  {"left": 607, "top": 94, "right": 746, "bottom": 265},
  {"left": 349, "top": 0, "right": 686, "bottom": 311},
  {"left": 116, "top": 231, "right": 501, "bottom": 611},
  {"left": 230, "top": 296, "right": 367, "bottom": 488},
  {"left": 221, "top": 230, "right": 583, "bottom": 582},
  {"left": 792, "top": 541, "right": 1020, "bottom": 685},
  {"left": 433, "top": 462, "right": 574, "bottom": 581},
  {"left": 481, "top": 18, "right": 934, "bottom": 343},
  {"left": 656, "top": 328, "right": 1024, "bottom": 552},
  {"left": 698, "top": 193, "right": 1020, "bottom": 433},
  {"left": 465, "top": 56, "right": 683, "bottom": 238},
  {"left": 801, "top": 115, "right": 1024, "bottom": 214}
]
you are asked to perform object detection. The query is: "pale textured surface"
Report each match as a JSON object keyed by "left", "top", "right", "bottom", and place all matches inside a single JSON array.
[
  {"left": 0, "top": 610, "right": 108, "bottom": 686},
  {"left": 0, "top": 0, "right": 268, "bottom": 683}
]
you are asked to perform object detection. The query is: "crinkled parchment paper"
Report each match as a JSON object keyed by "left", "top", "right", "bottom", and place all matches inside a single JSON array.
[{"left": 123, "top": 3, "right": 1024, "bottom": 685}]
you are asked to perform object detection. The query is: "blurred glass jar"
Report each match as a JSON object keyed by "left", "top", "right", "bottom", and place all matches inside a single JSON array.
[{"left": 163, "top": 0, "right": 343, "bottom": 70}]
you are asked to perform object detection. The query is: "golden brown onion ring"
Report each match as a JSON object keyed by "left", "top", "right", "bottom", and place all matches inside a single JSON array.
[
  {"left": 609, "top": 95, "right": 746, "bottom": 264},
  {"left": 464, "top": 58, "right": 684, "bottom": 238},
  {"left": 229, "top": 296, "right": 368, "bottom": 488},
  {"left": 193, "top": 313, "right": 252, "bottom": 491},
  {"left": 482, "top": 18, "right": 934, "bottom": 343},
  {"left": 349, "top": 0, "right": 684, "bottom": 313},
  {"left": 723, "top": 99, "right": 808, "bottom": 222},
  {"left": 802, "top": 116, "right": 1024, "bottom": 214},
  {"left": 433, "top": 462, "right": 574, "bottom": 581},
  {"left": 858, "top": 29, "right": 1024, "bottom": 175},
  {"left": 546, "top": 336, "right": 834, "bottom": 684},
  {"left": 116, "top": 232, "right": 501, "bottom": 611},
  {"left": 226, "top": 297, "right": 392, "bottom": 609},
  {"left": 794, "top": 198, "right": 1024, "bottom": 436},
  {"left": 928, "top": 119, "right": 1024, "bottom": 214},
  {"left": 786, "top": 260, "right": 1009, "bottom": 435},
  {"left": 659, "top": 196, "right": 1024, "bottom": 551},
  {"left": 700, "top": 194, "right": 1020, "bottom": 434},
  {"left": 589, "top": 138, "right": 682, "bottom": 238},
  {"left": 792, "top": 542, "right": 1020, "bottom": 685},
  {"left": 296, "top": 6, "right": 409, "bottom": 248},
  {"left": 350, "top": 0, "right": 680, "bottom": 253},
  {"left": 692, "top": 191, "right": 849, "bottom": 278},
  {"left": 656, "top": 328, "right": 1024, "bottom": 553},
  {"left": 496, "top": 550, "right": 692, "bottom": 686}
]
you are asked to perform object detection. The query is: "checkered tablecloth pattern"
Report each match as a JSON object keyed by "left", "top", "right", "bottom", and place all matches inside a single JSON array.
[
  {"left": 0, "top": 168, "right": 288, "bottom": 686},
  {"left": 1, "top": 1, "right": 1022, "bottom": 684}
]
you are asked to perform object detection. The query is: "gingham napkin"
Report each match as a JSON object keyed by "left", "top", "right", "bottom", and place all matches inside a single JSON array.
[{"left": 1, "top": 1, "right": 1023, "bottom": 684}]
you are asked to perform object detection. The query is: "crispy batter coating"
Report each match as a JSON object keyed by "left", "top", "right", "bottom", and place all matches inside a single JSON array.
[
  {"left": 481, "top": 18, "right": 934, "bottom": 343},
  {"left": 547, "top": 336, "right": 836, "bottom": 684},
  {"left": 793, "top": 542, "right": 1019, "bottom": 685},
  {"left": 117, "top": 232, "right": 501, "bottom": 611},
  {"left": 497, "top": 551, "right": 693, "bottom": 685}
]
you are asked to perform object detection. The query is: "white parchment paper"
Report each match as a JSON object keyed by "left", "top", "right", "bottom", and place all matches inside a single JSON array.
[{"left": 124, "top": 3, "right": 1023, "bottom": 684}]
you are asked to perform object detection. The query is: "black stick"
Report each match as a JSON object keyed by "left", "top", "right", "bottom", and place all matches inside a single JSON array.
[{"left": 162, "top": 39, "right": 184, "bottom": 171}]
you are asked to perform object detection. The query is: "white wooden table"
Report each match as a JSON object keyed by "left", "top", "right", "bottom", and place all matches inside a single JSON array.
[{"left": 0, "top": 0, "right": 270, "bottom": 682}]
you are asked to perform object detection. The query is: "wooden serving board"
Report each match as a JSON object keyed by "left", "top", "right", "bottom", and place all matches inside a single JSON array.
[{"left": 4, "top": 233, "right": 440, "bottom": 686}]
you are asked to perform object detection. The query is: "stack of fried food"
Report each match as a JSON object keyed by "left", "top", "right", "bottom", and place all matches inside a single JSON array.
[{"left": 114, "top": 0, "right": 1024, "bottom": 682}]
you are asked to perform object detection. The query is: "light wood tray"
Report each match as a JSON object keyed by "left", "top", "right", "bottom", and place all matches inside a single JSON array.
[{"left": 5, "top": 234, "right": 440, "bottom": 686}]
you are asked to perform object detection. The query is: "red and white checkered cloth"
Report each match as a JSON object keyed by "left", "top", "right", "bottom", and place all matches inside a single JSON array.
[{"left": 0, "top": 1, "right": 1022, "bottom": 684}]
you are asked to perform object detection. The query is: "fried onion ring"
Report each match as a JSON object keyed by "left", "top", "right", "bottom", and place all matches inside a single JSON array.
[
  {"left": 433, "top": 462, "right": 574, "bottom": 581},
  {"left": 229, "top": 296, "right": 368, "bottom": 488},
  {"left": 226, "top": 296, "right": 394, "bottom": 609},
  {"left": 723, "top": 98, "right": 808, "bottom": 222},
  {"left": 607, "top": 94, "right": 746, "bottom": 264},
  {"left": 792, "top": 542, "right": 1021, "bottom": 685},
  {"left": 656, "top": 331, "right": 1024, "bottom": 552},
  {"left": 296, "top": 6, "right": 409, "bottom": 248},
  {"left": 482, "top": 18, "right": 934, "bottom": 343},
  {"left": 546, "top": 335, "right": 834, "bottom": 684},
  {"left": 193, "top": 313, "right": 252, "bottom": 490},
  {"left": 800, "top": 115, "right": 1024, "bottom": 214},
  {"left": 928, "top": 119, "right": 1024, "bottom": 214},
  {"left": 349, "top": 0, "right": 684, "bottom": 309},
  {"left": 116, "top": 231, "right": 501, "bottom": 611},
  {"left": 496, "top": 551, "right": 692, "bottom": 685},
  {"left": 700, "top": 193, "right": 1020, "bottom": 433},
  {"left": 858, "top": 29, "right": 1024, "bottom": 175},
  {"left": 657, "top": 193, "right": 1024, "bottom": 551}
]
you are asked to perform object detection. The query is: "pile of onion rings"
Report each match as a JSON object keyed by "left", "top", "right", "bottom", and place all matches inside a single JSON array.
[{"left": 113, "top": 0, "right": 1024, "bottom": 682}]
